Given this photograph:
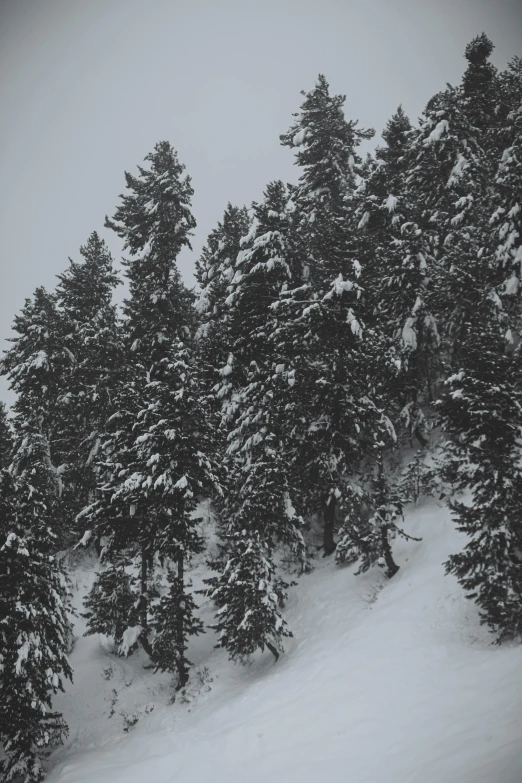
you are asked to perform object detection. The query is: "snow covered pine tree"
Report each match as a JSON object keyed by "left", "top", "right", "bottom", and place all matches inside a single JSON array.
[
  {"left": 207, "top": 181, "right": 304, "bottom": 661},
  {"left": 439, "top": 37, "right": 522, "bottom": 640},
  {"left": 0, "top": 428, "right": 72, "bottom": 783},
  {"left": 83, "top": 141, "right": 218, "bottom": 687},
  {"left": 1, "top": 287, "right": 72, "bottom": 545},
  {"left": 278, "top": 75, "right": 383, "bottom": 556},
  {"left": 55, "top": 232, "right": 122, "bottom": 545}
]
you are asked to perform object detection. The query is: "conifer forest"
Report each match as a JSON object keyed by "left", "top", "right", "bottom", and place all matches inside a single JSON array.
[{"left": 1, "top": 30, "right": 522, "bottom": 783}]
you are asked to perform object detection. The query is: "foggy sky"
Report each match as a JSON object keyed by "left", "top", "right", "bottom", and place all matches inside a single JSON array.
[{"left": 1, "top": 0, "right": 521, "bottom": 406}]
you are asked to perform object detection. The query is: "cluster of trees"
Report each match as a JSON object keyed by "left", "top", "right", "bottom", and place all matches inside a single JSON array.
[{"left": 1, "top": 34, "right": 521, "bottom": 781}]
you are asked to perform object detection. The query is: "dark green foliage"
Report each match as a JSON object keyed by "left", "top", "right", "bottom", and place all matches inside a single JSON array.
[
  {"left": 84, "top": 142, "right": 216, "bottom": 686},
  {"left": 0, "top": 402, "right": 13, "bottom": 469},
  {"left": 83, "top": 564, "right": 137, "bottom": 646},
  {"left": 195, "top": 203, "right": 251, "bottom": 325},
  {"left": 491, "top": 57, "right": 522, "bottom": 339},
  {"left": 1, "top": 290, "right": 72, "bottom": 544},
  {"left": 399, "top": 448, "right": 440, "bottom": 504},
  {"left": 0, "top": 431, "right": 72, "bottom": 782},
  {"left": 336, "top": 452, "right": 411, "bottom": 578},
  {"left": 280, "top": 74, "right": 373, "bottom": 289},
  {"left": 438, "top": 316, "right": 522, "bottom": 640},
  {"left": 280, "top": 73, "right": 373, "bottom": 204},
  {"left": 105, "top": 140, "right": 196, "bottom": 365},
  {"left": 151, "top": 567, "right": 204, "bottom": 687},
  {"left": 55, "top": 232, "right": 122, "bottom": 543},
  {"left": 277, "top": 78, "right": 385, "bottom": 554},
  {"left": 209, "top": 531, "right": 292, "bottom": 662}
]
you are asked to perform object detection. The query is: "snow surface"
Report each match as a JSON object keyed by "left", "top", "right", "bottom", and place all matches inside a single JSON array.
[
  {"left": 425, "top": 119, "right": 449, "bottom": 145},
  {"left": 48, "top": 501, "right": 522, "bottom": 783},
  {"left": 402, "top": 316, "right": 418, "bottom": 349}
]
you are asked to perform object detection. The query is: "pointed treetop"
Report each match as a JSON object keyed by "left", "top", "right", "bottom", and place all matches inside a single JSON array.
[
  {"left": 382, "top": 106, "right": 411, "bottom": 141},
  {"left": 378, "top": 105, "right": 412, "bottom": 163},
  {"left": 309, "top": 73, "right": 330, "bottom": 97},
  {"left": 280, "top": 74, "right": 374, "bottom": 199},
  {"left": 465, "top": 33, "right": 494, "bottom": 65},
  {"left": 78, "top": 231, "right": 116, "bottom": 269},
  {"left": 252, "top": 180, "right": 289, "bottom": 232},
  {"left": 105, "top": 140, "right": 196, "bottom": 258},
  {"left": 462, "top": 33, "right": 497, "bottom": 105},
  {"left": 56, "top": 232, "right": 120, "bottom": 313}
]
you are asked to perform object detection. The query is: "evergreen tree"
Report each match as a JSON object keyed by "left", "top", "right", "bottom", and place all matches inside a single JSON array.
[
  {"left": 438, "top": 312, "right": 522, "bottom": 639},
  {"left": 491, "top": 57, "right": 522, "bottom": 339},
  {"left": 205, "top": 182, "right": 305, "bottom": 661},
  {"left": 396, "top": 37, "right": 500, "bottom": 374},
  {"left": 55, "top": 232, "right": 122, "bottom": 543},
  {"left": 0, "top": 429, "right": 72, "bottom": 782},
  {"left": 85, "top": 142, "right": 216, "bottom": 685},
  {"left": 209, "top": 530, "right": 292, "bottom": 662},
  {"left": 427, "top": 39, "right": 522, "bottom": 641},
  {"left": 194, "top": 203, "right": 251, "bottom": 483},
  {"left": 151, "top": 567, "right": 204, "bottom": 683},
  {"left": 195, "top": 202, "right": 251, "bottom": 331},
  {"left": 280, "top": 74, "right": 373, "bottom": 289},
  {"left": 0, "top": 402, "right": 13, "bottom": 469},
  {"left": 335, "top": 444, "right": 413, "bottom": 577},
  {"left": 1, "top": 288, "right": 72, "bottom": 543},
  {"left": 277, "top": 76, "right": 380, "bottom": 554},
  {"left": 1, "top": 289, "right": 68, "bottom": 435},
  {"left": 354, "top": 105, "right": 412, "bottom": 291},
  {"left": 83, "top": 562, "right": 137, "bottom": 647},
  {"left": 105, "top": 140, "right": 195, "bottom": 363},
  {"left": 352, "top": 106, "right": 432, "bottom": 444},
  {"left": 195, "top": 203, "right": 250, "bottom": 394}
]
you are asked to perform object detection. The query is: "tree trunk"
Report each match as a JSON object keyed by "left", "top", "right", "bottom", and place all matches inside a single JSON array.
[
  {"left": 140, "top": 544, "right": 148, "bottom": 630},
  {"left": 136, "top": 543, "right": 155, "bottom": 660},
  {"left": 176, "top": 552, "right": 189, "bottom": 689},
  {"left": 414, "top": 426, "right": 428, "bottom": 448},
  {"left": 323, "top": 494, "right": 337, "bottom": 555},
  {"left": 376, "top": 453, "right": 399, "bottom": 578},
  {"left": 266, "top": 642, "right": 280, "bottom": 661},
  {"left": 138, "top": 631, "right": 154, "bottom": 659},
  {"left": 381, "top": 524, "right": 400, "bottom": 579}
]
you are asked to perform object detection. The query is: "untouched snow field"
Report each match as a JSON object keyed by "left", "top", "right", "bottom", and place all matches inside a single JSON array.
[{"left": 48, "top": 500, "right": 522, "bottom": 783}]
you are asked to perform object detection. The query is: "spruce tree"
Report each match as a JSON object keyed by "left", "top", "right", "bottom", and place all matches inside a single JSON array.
[
  {"left": 280, "top": 74, "right": 373, "bottom": 289},
  {"left": 0, "top": 402, "right": 13, "bottom": 469},
  {"left": 83, "top": 562, "right": 137, "bottom": 647},
  {"left": 205, "top": 181, "right": 305, "bottom": 661},
  {"left": 151, "top": 567, "right": 204, "bottom": 682},
  {"left": 277, "top": 76, "right": 379, "bottom": 554},
  {"left": 195, "top": 202, "right": 251, "bottom": 333},
  {"left": 434, "top": 38, "right": 522, "bottom": 639},
  {"left": 491, "top": 57, "right": 522, "bottom": 339},
  {"left": 195, "top": 203, "right": 250, "bottom": 396},
  {"left": 55, "top": 232, "right": 122, "bottom": 544},
  {"left": 85, "top": 142, "right": 216, "bottom": 686},
  {"left": 335, "top": 442, "right": 413, "bottom": 577},
  {"left": 0, "top": 428, "right": 72, "bottom": 783},
  {"left": 209, "top": 530, "right": 292, "bottom": 662},
  {"left": 1, "top": 288, "right": 72, "bottom": 543},
  {"left": 438, "top": 312, "right": 522, "bottom": 639},
  {"left": 1, "top": 289, "right": 67, "bottom": 435},
  {"left": 352, "top": 106, "right": 431, "bottom": 444},
  {"left": 194, "top": 203, "right": 251, "bottom": 488}
]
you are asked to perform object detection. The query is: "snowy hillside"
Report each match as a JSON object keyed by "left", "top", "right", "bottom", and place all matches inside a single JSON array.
[{"left": 47, "top": 500, "right": 522, "bottom": 783}]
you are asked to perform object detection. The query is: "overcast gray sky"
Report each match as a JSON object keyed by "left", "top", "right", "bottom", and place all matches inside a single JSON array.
[{"left": 1, "top": 0, "right": 521, "bottom": 406}]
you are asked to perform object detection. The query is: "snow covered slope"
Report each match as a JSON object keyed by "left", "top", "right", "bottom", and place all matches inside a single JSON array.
[{"left": 48, "top": 500, "right": 522, "bottom": 783}]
